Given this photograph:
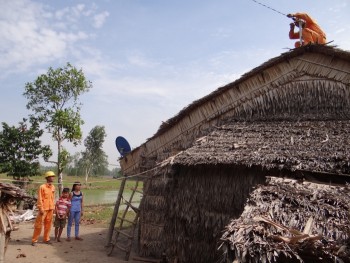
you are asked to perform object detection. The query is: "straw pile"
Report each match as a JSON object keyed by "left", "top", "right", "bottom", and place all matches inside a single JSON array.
[{"left": 221, "top": 177, "right": 350, "bottom": 263}]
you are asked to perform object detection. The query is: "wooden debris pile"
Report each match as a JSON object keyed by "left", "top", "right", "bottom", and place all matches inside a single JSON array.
[
  {"left": 220, "top": 177, "right": 350, "bottom": 263},
  {"left": 0, "top": 182, "right": 34, "bottom": 262},
  {"left": 0, "top": 182, "right": 32, "bottom": 200}
]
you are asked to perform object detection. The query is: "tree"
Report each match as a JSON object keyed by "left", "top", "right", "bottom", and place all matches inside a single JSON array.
[
  {"left": 64, "top": 152, "right": 82, "bottom": 176},
  {"left": 80, "top": 125, "right": 108, "bottom": 183},
  {"left": 0, "top": 118, "right": 52, "bottom": 180},
  {"left": 23, "top": 62, "right": 92, "bottom": 194}
]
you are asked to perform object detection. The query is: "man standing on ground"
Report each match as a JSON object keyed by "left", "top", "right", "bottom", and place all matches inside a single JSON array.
[{"left": 31, "top": 171, "right": 56, "bottom": 246}]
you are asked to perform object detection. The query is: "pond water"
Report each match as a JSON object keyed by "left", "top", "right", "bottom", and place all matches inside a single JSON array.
[
  {"left": 83, "top": 189, "right": 118, "bottom": 205},
  {"left": 83, "top": 189, "right": 142, "bottom": 206}
]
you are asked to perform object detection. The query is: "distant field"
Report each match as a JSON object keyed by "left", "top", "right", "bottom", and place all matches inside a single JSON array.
[
  {"left": 0, "top": 173, "right": 143, "bottom": 203},
  {"left": 0, "top": 173, "right": 129, "bottom": 189}
]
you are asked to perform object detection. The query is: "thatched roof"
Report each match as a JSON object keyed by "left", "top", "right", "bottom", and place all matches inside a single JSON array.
[
  {"left": 121, "top": 45, "right": 350, "bottom": 175},
  {"left": 154, "top": 45, "right": 350, "bottom": 137},
  {"left": 171, "top": 120, "right": 350, "bottom": 176},
  {"left": 220, "top": 177, "right": 350, "bottom": 263}
]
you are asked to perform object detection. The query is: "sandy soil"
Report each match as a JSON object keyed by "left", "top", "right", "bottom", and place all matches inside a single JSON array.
[{"left": 6, "top": 221, "right": 140, "bottom": 263}]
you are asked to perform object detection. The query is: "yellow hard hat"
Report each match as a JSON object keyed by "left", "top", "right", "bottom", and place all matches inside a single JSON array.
[{"left": 44, "top": 171, "right": 56, "bottom": 178}]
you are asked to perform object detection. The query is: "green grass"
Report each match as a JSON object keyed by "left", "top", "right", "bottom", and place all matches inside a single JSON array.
[{"left": 84, "top": 204, "right": 138, "bottom": 228}]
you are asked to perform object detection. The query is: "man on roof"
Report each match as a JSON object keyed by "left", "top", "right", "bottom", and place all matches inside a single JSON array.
[
  {"left": 287, "top": 12, "right": 327, "bottom": 47},
  {"left": 289, "top": 20, "right": 317, "bottom": 48}
]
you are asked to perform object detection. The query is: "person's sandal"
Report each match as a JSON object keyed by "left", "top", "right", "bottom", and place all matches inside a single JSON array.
[
  {"left": 75, "top": 237, "right": 83, "bottom": 241},
  {"left": 66, "top": 237, "right": 71, "bottom": 242},
  {"left": 44, "top": 241, "right": 53, "bottom": 245}
]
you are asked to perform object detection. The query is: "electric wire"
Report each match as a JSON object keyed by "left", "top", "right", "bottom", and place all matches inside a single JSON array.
[{"left": 250, "top": 0, "right": 287, "bottom": 17}]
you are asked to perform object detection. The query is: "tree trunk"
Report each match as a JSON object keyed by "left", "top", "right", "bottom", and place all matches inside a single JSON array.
[
  {"left": 17, "top": 179, "right": 28, "bottom": 210},
  {"left": 57, "top": 139, "right": 63, "bottom": 196},
  {"left": 84, "top": 165, "right": 92, "bottom": 185},
  {"left": 85, "top": 167, "right": 88, "bottom": 185}
]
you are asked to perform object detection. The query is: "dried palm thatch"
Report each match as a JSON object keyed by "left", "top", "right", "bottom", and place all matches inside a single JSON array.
[
  {"left": 121, "top": 45, "right": 350, "bottom": 176},
  {"left": 139, "top": 164, "right": 267, "bottom": 263},
  {"left": 173, "top": 120, "right": 350, "bottom": 177},
  {"left": 220, "top": 177, "right": 350, "bottom": 263}
]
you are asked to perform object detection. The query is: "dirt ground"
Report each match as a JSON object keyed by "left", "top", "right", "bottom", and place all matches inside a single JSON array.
[{"left": 6, "top": 221, "right": 141, "bottom": 263}]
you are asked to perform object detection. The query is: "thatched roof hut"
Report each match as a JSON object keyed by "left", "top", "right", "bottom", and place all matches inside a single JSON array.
[
  {"left": 121, "top": 45, "right": 350, "bottom": 175},
  {"left": 120, "top": 45, "right": 350, "bottom": 263}
]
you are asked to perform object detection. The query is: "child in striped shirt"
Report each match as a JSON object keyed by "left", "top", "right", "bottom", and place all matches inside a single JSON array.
[{"left": 54, "top": 188, "right": 71, "bottom": 242}]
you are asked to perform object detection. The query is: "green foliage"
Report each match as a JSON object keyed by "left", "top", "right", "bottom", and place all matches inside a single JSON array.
[
  {"left": 0, "top": 118, "right": 52, "bottom": 179},
  {"left": 23, "top": 62, "right": 91, "bottom": 147},
  {"left": 111, "top": 167, "right": 122, "bottom": 178},
  {"left": 23, "top": 62, "right": 92, "bottom": 192},
  {"left": 58, "top": 148, "right": 70, "bottom": 170},
  {"left": 80, "top": 126, "right": 108, "bottom": 179}
]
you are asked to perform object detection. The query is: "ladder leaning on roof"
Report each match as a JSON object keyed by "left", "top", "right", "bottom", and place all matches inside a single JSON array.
[{"left": 106, "top": 176, "right": 142, "bottom": 261}]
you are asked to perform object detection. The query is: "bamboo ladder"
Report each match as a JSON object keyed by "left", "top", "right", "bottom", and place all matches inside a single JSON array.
[{"left": 106, "top": 176, "right": 143, "bottom": 260}]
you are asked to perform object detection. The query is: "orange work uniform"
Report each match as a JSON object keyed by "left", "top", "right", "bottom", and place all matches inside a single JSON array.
[
  {"left": 289, "top": 27, "right": 316, "bottom": 48},
  {"left": 290, "top": 12, "right": 326, "bottom": 44},
  {"left": 32, "top": 183, "right": 55, "bottom": 243}
]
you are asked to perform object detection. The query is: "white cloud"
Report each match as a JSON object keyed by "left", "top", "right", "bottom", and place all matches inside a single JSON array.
[
  {"left": 0, "top": 0, "right": 108, "bottom": 78},
  {"left": 127, "top": 54, "right": 160, "bottom": 68},
  {"left": 93, "top": 11, "right": 110, "bottom": 28}
]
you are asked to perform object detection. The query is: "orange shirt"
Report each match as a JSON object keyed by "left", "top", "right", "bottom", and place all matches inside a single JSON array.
[
  {"left": 289, "top": 28, "right": 315, "bottom": 45},
  {"left": 291, "top": 13, "right": 326, "bottom": 44},
  {"left": 37, "top": 183, "right": 55, "bottom": 211}
]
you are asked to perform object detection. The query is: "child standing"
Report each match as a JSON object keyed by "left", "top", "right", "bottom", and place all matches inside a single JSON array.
[
  {"left": 67, "top": 182, "right": 84, "bottom": 241},
  {"left": 54, "top": 187, "right": 71, "bottom": 242}
]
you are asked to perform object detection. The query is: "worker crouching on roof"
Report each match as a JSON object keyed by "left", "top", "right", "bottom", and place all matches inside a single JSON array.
[
  {"left": 289, "top": 20, "right": 315, "bottom": 48},
  {"left": 287, "top": 12, "right": 327, "bottom": 47},
  {"left": 31, "top": 171, "right": 56, "bottom": 246}
]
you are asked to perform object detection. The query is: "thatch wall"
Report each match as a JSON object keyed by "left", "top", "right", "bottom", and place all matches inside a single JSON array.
[
  {"left": 120, "top": 45, "right": 350, "bottom": 175},
  {"left": 221, "top": 177, "right": 350, "bottom": 263},
  {"left": 139, "top": 168, "right": 171, "bottom": 258},
  {"left": 140, "top": 164, "right": 266, "bottom": 262}
]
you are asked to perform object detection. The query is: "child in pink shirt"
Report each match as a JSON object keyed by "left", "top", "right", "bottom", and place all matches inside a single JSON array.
[{"left": 54, "top": 188, "right": 71, "bottom": 242}]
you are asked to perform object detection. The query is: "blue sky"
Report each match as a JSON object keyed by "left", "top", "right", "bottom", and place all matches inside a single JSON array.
[{"left": 1, "top": 0, "right": 349, "bottom": 168}]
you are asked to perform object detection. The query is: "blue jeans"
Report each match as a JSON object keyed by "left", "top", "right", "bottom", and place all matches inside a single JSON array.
[{"left": 67, "top": 211, "right": 81, "bottom": 238}]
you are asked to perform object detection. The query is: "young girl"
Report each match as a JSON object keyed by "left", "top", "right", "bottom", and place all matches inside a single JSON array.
[{"left": 66, "top": 182, "right": 84, "bottom": 241}]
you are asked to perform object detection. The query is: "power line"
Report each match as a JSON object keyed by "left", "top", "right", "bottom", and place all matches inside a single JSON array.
[{"left": 250, "top": 0, "right": 287, "bottom": 17}]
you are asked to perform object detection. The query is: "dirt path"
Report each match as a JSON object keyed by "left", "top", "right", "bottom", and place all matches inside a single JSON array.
[{"left": 6, "top": 221, "right": 139, "bottom": 263}]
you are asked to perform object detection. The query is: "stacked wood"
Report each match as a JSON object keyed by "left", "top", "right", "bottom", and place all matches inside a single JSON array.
[
  {"left": 220, "top": 177, "right": 350, "bottom": 263},
  {"left": 0, "top": 182, "right": 32, "bottom": 200},
  {"left": 0, "top": 182, "right": 33, "bottom": 263}
]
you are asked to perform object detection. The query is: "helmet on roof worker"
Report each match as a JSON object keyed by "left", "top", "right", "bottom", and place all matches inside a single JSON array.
[{"left": 44, "top": 171, "right": 56, "bottom": 178}]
